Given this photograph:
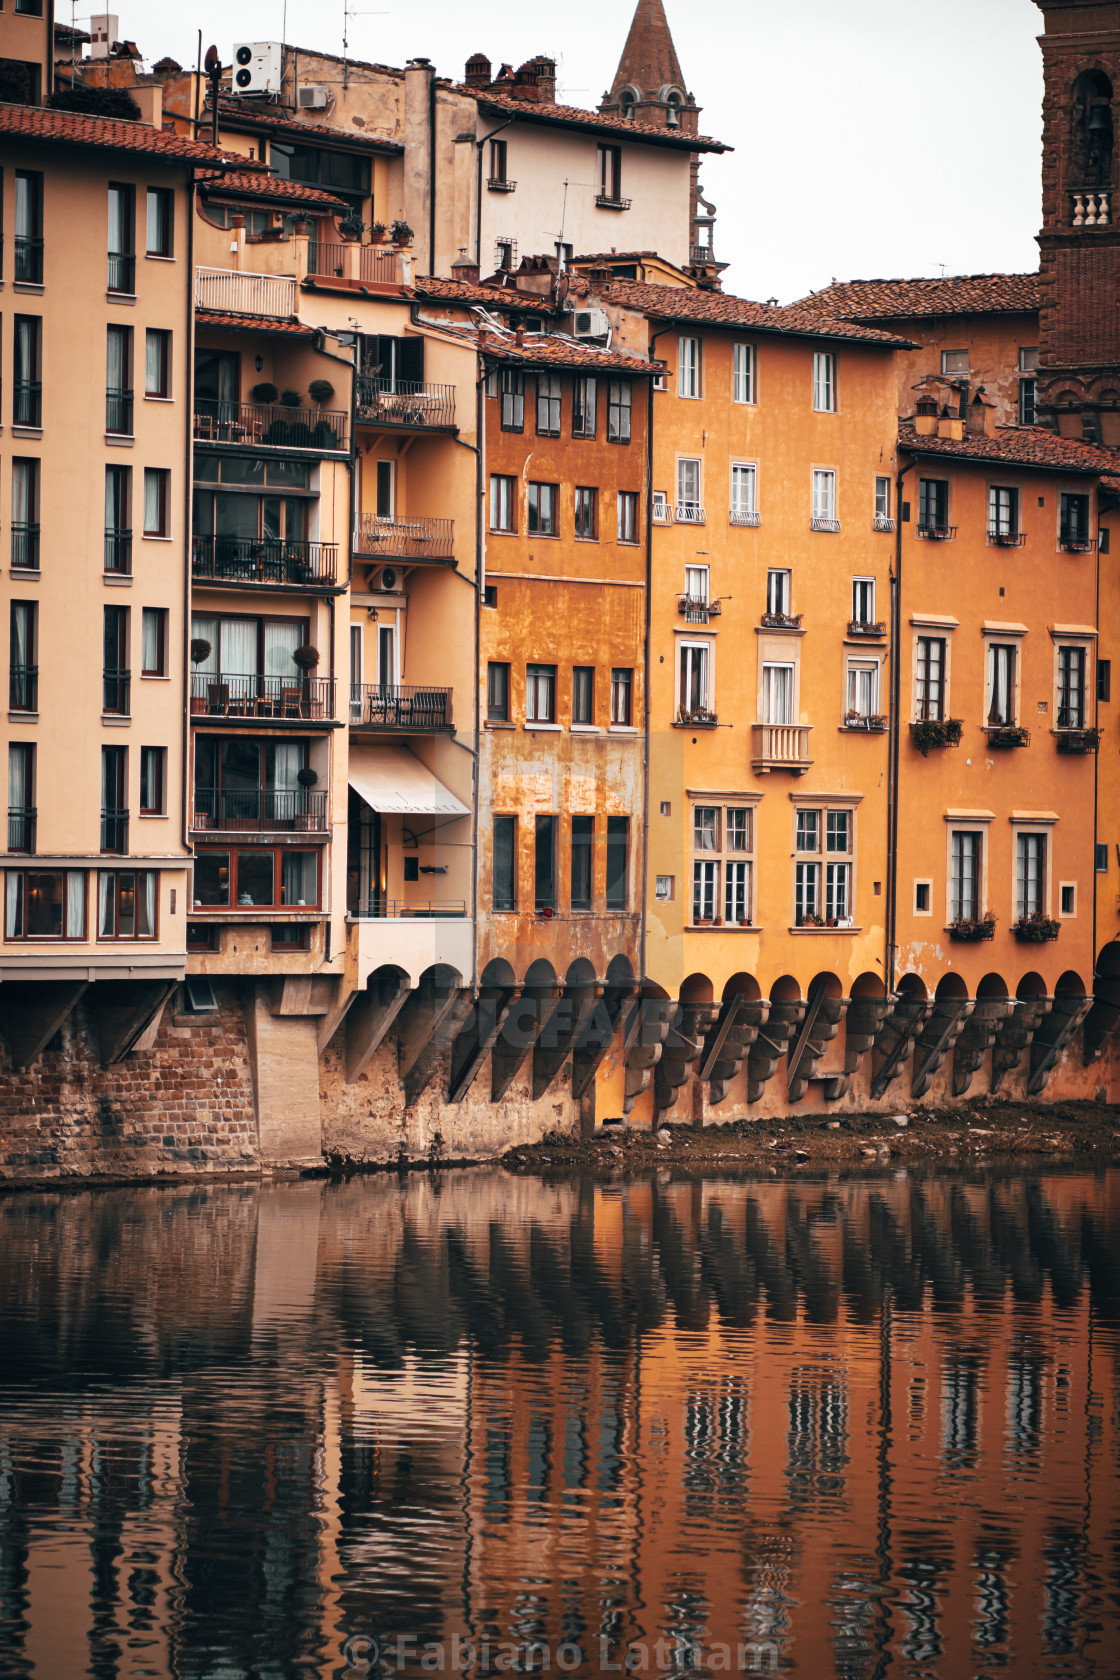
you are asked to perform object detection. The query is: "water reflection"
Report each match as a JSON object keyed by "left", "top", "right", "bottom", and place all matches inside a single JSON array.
[{"left": 0, "top": 1166, "right": 1117, "bottom": 1678}]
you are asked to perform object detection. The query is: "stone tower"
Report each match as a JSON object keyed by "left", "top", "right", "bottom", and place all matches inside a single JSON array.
[
  {"left": 1035, "top": 0, "right": 1120, "bottom": 443},
  {"left": 599, "top": 0, "right": 723, "bottom": 279}
]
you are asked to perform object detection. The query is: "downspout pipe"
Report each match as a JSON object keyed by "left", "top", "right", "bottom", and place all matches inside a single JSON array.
[
  {"left": 475, "top": 120, "right": 516, "bottom": 270},
  {"left": 642, "top": 327, "right": 672, "bottom": 986},
  {"left": 428, "top": 71, "right": 437, "bottom": 277},
  {"left": 887, "top": 454, "right": 916, "bottom": 998}
]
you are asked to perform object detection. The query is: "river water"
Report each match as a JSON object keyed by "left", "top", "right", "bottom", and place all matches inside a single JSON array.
[{"left": 0, "top": 1166, "right": 1117, "bottom": 1679}]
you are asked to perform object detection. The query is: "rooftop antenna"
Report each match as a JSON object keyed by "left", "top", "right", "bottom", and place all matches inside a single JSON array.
[{"left": 342, "top": 1, "right": 388, "bottom": 90}]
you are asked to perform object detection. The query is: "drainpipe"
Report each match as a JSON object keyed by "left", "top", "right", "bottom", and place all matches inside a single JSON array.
[
  {"left": 1093, "top": 483, "right": 1104, "bottom": 986},
  {"left": 428, "top": 72, "right": 437, "bottom": 275},
  {"left": 642, "top": 326, "right": 672, "bottom": 985},
  {"left": 887, "top": 454, "right": 916, "bottom": 997},
  {"left": 474, "top": 119, "right": 516, "bottom": 271},
  {"left": 182, "top": 170, "right": 197, "bottom": 863}
]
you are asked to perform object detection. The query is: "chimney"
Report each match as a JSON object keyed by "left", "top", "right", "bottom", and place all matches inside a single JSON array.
[
  {"left": 967, "top": 387, "right": 997, "bottom": 438},
  {"left": 452, "top": 249, "right": 480, "bottom": 286},
  {"left": 514, "top": 326, "right": 524, "bottom": 347},
  {"left": 937, "top": 412, "right": 965, "bottom": 441},
  {"left": 464, "top": 52, "right": 491, "bottom": 89}
]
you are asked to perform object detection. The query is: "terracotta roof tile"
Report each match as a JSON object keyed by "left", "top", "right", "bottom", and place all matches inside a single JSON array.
[
  {"left": 198, "top": 169, "right": 348, "bottom": 210},
  {"left": 467, "top": 89, "right": 728, "bottom": 152},
  {"left": 461, "top": 326, "right": 660, "bottom": 374},
  {"left": 410, "top": 275, "right": 556, "bottom": 314},
  {"left": 796, "top": 272, "right": 1041, "bottom": 321},
  {"left": 898, "top": 421, "right": 1114, "bottom": 475},
  {"left": 195, "top": 310, "right": 314, "bottom": 337},
  {"left": 0, "top": 100, "right": 233, "bottom": 163},
  {"left": 214, "top": 101, "right": 402, "bottom": 153},
  {"left": 600, "top": 280, "right": 915, "bottom": 346}
]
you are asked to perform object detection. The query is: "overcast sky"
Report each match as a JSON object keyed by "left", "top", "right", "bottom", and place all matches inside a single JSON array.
[{"left": 86, "top": 0, "right": 1044, "bottom": 301}]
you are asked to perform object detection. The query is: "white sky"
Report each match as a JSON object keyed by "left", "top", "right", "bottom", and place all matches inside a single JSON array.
[{"left": 83, "top": 0, "right": 1044, "bottom": 301}]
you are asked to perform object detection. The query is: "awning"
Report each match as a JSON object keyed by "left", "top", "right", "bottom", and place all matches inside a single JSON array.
[{"left": 349, "top": 747, "right": 469, "bottom": 816}]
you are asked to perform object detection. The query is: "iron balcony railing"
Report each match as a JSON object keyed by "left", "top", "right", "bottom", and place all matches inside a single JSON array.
[
  {"left": 11, "top": 524, "right": 40, "bottom": 569},
  {"left": 307, "top": 242, "right": 405, "bottom": 285},
  {"left": 596, "top": 193, "right": 633, "bottom": 210},
  {"left": 103, "top": 668, "right": 130, "bottom": 715},
  {"left": 487, "top": 177, "right": 517, "bottom": 192},
  {"left": 193, "top": 399, "right": 349, "bottom": 452},
  {"left": 9, "top": 663, "right": 37, "bottom": 711},
  {"left": 351, "top": 898, "right": 467, "bottom": 919},
  {"left": 15, "top": 236, "right": 43, "bottom": 283},
  {"left": 194, "top": 267, "right": 298, "bottom": 317},
  {"left": 652, "top": 503, "right": 673, "bottom": 526},
  {"left": 349, "top": 683, "right": 452, "bottom": 730},
  {"left": 106, "top": 389, "right": 133, "bottom": 435},
  {"left": 677, "top": 594, "right": 722, "bottom": 625},
  {"left": 107, "top": 251, "right": 135, "bottom": 294},
  {"left": 675, "top": 502, "right": 705, "bottom": 525},
  {"left": 916, "top": 523, "right": 956, "bottom": 540},
  {"left": 14, "top": 381, "right": 41, "bottom": 427},
  {"left": 1059, "top": 527, "right": 1095, "bottom": 552},
  {"left": 100, "top": 808, "right": 129, "bottom": 853},
  {"left": 353, "top": 514, "right": 455, "bottom": 559},
  {"left": 191, "top": 535, "right": 338, "bottom": 587},
  {"left": 356, "top": 376, "right": 456, "bottom": 430},
  {"left": 190, "top": 671, "right": 335, "bottom": 720},
  {"left": 104, "top": 531, "right": 132, "bottom": 574},
  {"left": 810, "top": 516, "right": 842, "bottom": 533},
  {"left": 8, "top": 807, "right": 36, "bottom": 853},
  {"left": 192, "top": 788, "right": 328, "bottom": 831},
  {"left": 729, "top": 509, "right": 761, "bottom": 527},
  {"left": 988, "top": 527, "right": 1025, "bottom": 546}
]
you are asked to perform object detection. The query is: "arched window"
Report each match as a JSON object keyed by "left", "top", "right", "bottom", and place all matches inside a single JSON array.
[
  {"left": 666, "top": 91, "right": 681, "bottom": 128},
  {"left": 1071, "top": 68, "right": 1113, "bottom": 188},
  {"left": 620, "top": 93, "right": 635, "bottom": 118}
]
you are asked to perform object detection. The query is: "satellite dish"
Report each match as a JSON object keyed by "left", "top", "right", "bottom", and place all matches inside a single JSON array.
[{"left": 203, "top": 44, "right": 220, "bottom": 73}]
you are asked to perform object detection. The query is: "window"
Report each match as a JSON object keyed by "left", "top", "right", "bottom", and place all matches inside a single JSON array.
[
  {"left": 610, "top": 667, "right": 632, "bottom": 726},
  {"left": 685, "top": 564, "right": 709, "bottom": 609},
  {"left": 101, "top": 745, "right": 128, "bottom": 853},
  {"left": 270, "top": 142, "right": 371, "bottom": 201},
  {"left": 500, "top": 368, "right": 524, "bottom": 431},
  {"left": 139, "top": 747, "right": 166, "bottom": 815},
  {"left": 1061, "top": 883, "right": 1076, "bottom": 916},
  {"left": 14, "top": 170, "right": 43, "bottom": 283},
  {"left": 107, "top": 183, "right": 135, "bottom": 293},
  {"left": 143, "top": 468, "right": 169, "bottom": 537},
  {"left": 1019, "top": 378, "right": 1037, "bottom": 426},
  {"left": 915, "top": 636, "right": 946, "bottom": 721},
  {"left": 1098, "top": 659, "right": 1111, "bottom": 702},
  {"left": 942, "top": 349, "right": 969, "bottom": 376},
  {"left": 105, "top": 466, "right": 131, "bottom": 573},
  {"left": 987, "top": 643, "right": 1017, "bottom": 726},
  {"left": 811, "top": 468, "right": 837, "bottom": 528},
  {"left": 526, "top": 663, "right": 556, "bottom": 723},
  {"left": 96, "top": 871, "right": 157, "bottom": 939},
  {"left": 730, "top": 462, "right": 758, "bottom": 524},
  {"left": 852, "top": 578, "right": 875, "bottom": 624},
  {"left": 11, "top": 459, "right": 39, "bottom": 570},
  {"left": 146, "top": 187, "right": 173, "bottom": 258},
  {"left": 678, "top": 642, "right": 711, "bottom": 719},
  {"left": 574, "top": 487, "right": 598, "bottom": 540},
  {"left": 618, "top": 490, "right": 639, "bottom": 543},
  {"left": 607, "top": 379, "right": 631, "bottom": 442},
  {"left": 572, "top": 666, "right": 594, "bottom": 725},
  {"left": 915, "top": 881, "right": 931, "bottom": 914},
  {"left": 1060, "top": 492, "right": 1091, "bottom": 548},
  {"left": 535, "top": 815, "right": 557, "bottom": 910},
  {"left": 606, "top": 817, "right": 629, "bottom": 910},
  {"left": 918, "top": 477, "right": 950, "bottom": 534},
  {"left": 677, "top": 457, "right": 703, "bottom": 520},
  {"left": 490, "top": 474, "right": 516, "bottom": 533},
  {"left": 5, "top": 870, "right": 88, "bottom": 940},
  {"left": 571, "top": 815, "right": 593, "bottom": 910},
  {"left": 9, "top": 601, "right": 36, "bottom": 712},
  {"left": 652, "top": 489, "right": 670, "bottom": 523},
  {"left": 766, "top": 569, "right": 790, "bottom": 617},
  {"left": 105, "top": 325, "right": 133, "bottom": 435},
  {"left": 489, "top": 137, "right": 508, "bottom": 183},
  {"left": 495, "top": 238, "right": 516, "bottom": 272},
  {"left": 1016, "top": 832, "right": 1046, "bottom": 920},
  {"left": 572, "top": 376, "right": 597, "bottom": 438},
  {"left": 14, "top": 315, "right": 42, "bottom": 426},
  {"left": 655, "top": 875, "right": 674, "bottom": 900},
  {"left": 103, "top": 604, "right": 129, "bottom": 716},
  {"left": 812, "top": 352, "right": 836, "bottom": 412},
  {"left": 15, "top": 1, "right": 45, "bottom": 16},
  {"left": 527, "top": 481, "right": 558, "bottom": 536},
  {"left": 487, "top": 661, "right": 510, "bottom": 722},
  {"left": 597, "top": 143, "right": 622, "bottom": 202},
  {"left": 690, "top": 802, "right": 754, "bottom": 925},
  {"left": 678, "top": 336, "right": 701, "bottom": 399},
  {"left": 1019, "top": 346, "right": 1039, "bottom": 372},
  {"left": 874, "top": 476, "right": 893, "bottom": 529},
  {"left": 7, "top": 743, "right": 35, "bottom": 853},
  {"left": 989, "top": 485, "right": 1020, "bottom": 541},
  {"left": 493, "top": 816, "right": 517, "bottom": 910},
  {"left": 193, "top": 848, "right": 317, "bottom": 909},
  {"left": 536, "top": 372, "right": 561, "bottom": 436},
  {"left": 142, "top": 607, "right": 167, "bottom": 677},
  {"left": 1097, "top": 842, "right": 1110, "bottom": 873},
  {"left": 761, "top": 662, "right": 794, "bottom": 724},
  {"left": 145, "top": 329, "right": 171, "bottom": 398},
  {"left": 193, "top": 738, "right": 315, "bottom": 829},
  {"left": 1057, "top": 645, "right": 1086, "bottom": 728},
  {"left": 846, "top": 660, "right": 879, "bottom": 720},
  {"left": 733, "top": 342, "right": 755, "bottom": 404},
  {"left": 794, "top": 804, "right": 854, "bottom": 924},
  {"left": 951, "top": 831, "right": 982, "bottom": 921}
]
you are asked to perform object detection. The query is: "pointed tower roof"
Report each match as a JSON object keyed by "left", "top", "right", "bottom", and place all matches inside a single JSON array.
[{"left": 609, "top": 0, "right": 686, "bottom": 100}]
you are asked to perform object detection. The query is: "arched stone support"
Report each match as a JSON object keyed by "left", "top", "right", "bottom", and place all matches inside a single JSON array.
[{"left": 952, "top": 998, "right": 1015, "bottom": 1097}]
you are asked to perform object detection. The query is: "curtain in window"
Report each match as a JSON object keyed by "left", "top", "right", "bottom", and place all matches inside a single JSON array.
[
  {"left": 5, "top": 873, "right": 21, "bottom": 938},
  {"left": 104, "top": 469, "right": 121, "bottom": 533},
  {"left": 272, "top": 742, "right": 302, "bottom": 822},
  {"left": 145, "top": 331, "right": 162, "bottom": 394},
  {"left": 98, "top": 873, "right": 114, "bottom": 937},
  {"left": 762, "top": 664, "right": 793, "bottom": 724},
  {"left": 694, "top": 808, "right": 717, "bottom": 850},
  {"left": 1017, "top": 834, "right": 1044, "bottom": 919},
  {"left": 847, "top": 665, "right": 875, "bottom": 715},
  {"left": 951, "top": 833, "right": 979, "bottom": 920},
  {"left": 142, "top": 611, "right": 159, "bottom": 673},
  {"left": 988, "top": 644, "right": 1013, "bottom": 724},
  {"left": 221, "top": 618, "right": 258, "bottom": 676},
  {"left": 731, "top": 465, "right": 755, "bottom": 515},
  {"left": 812, "top": 472, "right": 835, "bottom": 520},
  {"left": 66, "top": 872, "right": 84, "bottom": 938},
  {"left": 7, "top": 746, "right": 28, "bottom": 808},
  {"left": 139, "top": 873, "right": 156, "bottom": 938},
  {"left": 106, "top": 327, "right": 126, "bottom": 394},
  {"left": 11, "top": 604, "right": 29, "bottom": 669},
  {"left": 144, "top": 471, "right": 161, "bottom": 536},
  {"left": 281, "top": 852, "right": 315, "bottom": 905},
  {"left": 12, "top": 462, "right": 30, "bottom": 525}
]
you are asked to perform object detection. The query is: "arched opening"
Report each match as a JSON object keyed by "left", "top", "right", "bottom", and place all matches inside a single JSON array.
[
  {"left": 977, "top": 972, "right": 1010, "bottom": 1000},
  {"left": 419, "top": 962, "right": 463, "bottom": 990},
  {"left": 935, "top": 972, "right": 969, "bottom": 1001},
  {"left": 770, "top": 974, "right": 802, "bottom": 1004},
  {"left": 665, "top": 91, "right": 682, "bottom": 128},
  {"left": 851, "top": 970, "right": 886, "bottom": 998},
  {"left": 1071, "top": 68, "right": 1113, "bottom": 188},
  {"left": 605, "top": 953, "right": 635, "bottom": 986},
  {"left": 808, "top": 970, "right": 844, "bottom": 1000},
  {"left": 1056, "top": 969, "right": 1087, "bottom": 996},
  {"left": 897, "top": 973, "right": 928, "bottom": 1001},
  {"left": 565, "top": 957, "right": 597, "bottom": 988},
  {"left": 479, "top": 957, "right": 516, "bottom": 990},
  {"left": 523, "top": 957, "right": 557, "bottom": 988},
  {"left": 723, "top": 971, "right": 762, "bottom": 1002},
  {"left": 1096, "top": 940, "right": 1120, "bottom": 981},
  {"left": 680, "top": 971, "right": 714, "bottom": 1004},
  {"left": 1016, "top": 970, "right": 1047, "bottom": 999},
  {"left": 619, "top": 91, "right": 636, "bottom": 119}
]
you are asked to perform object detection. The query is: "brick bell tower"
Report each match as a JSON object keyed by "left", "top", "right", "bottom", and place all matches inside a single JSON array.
[{"left": 1035, "top": 0, "right": 1120, "bottom": 443}]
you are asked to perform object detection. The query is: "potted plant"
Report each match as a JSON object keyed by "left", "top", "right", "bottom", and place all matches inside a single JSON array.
[
  {"left": 1057, "top": 725, "right": 1102, "bottom": 752},
  {"left": 1012, "top": 911, "right": 1061, "bottom": 942},
  {"left": 712, "top": 915, "right": 723, "bottom": 926},
  {"left": 371, "top": 221, "right": 389, "bottom": 244},
  {"left": 308, "top": 378, "right": 335, "bottom": 406},
  {"left": 910, "top": 717, "right": 963, "bottom": 755},
  {"left": 251, "top": 381, "right": 278, "bottom": 405},
  {"left": 798, "top": 912, "right": 825, "bottom": 928},
  {"left": 738, "top": 917, "right": 752, "bottom": 926},
  {"left": 292, "top": 218, "right": 309, "bottom": 237},
  {"left": 190, "top": 638, "right": 211, "bottom": 713},
  {"left": 296, "top": 766, "right": 318, "bottom": 787},
  {"left": 868, "top": 714, "right": 888, "bottom": 730},
  {"left": 949, "top": 913, "right": 997, "bottom": 942},
  {"left": 987, "top": 723, "right": 1030, "bottom": 747},
  {"left": 844, "top": 709, "right": 866, "bottom": 729},
  {"left": 280, "top": 389, "right": 303, "bottom": 408},
  {"left": 390, "top": 219, "right": 414, "bottom": 247}
]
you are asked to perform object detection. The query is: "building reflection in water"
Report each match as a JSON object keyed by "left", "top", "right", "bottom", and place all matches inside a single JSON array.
[{"left": 0, "top": 1166, "right": 1117, "bottom": 1678}]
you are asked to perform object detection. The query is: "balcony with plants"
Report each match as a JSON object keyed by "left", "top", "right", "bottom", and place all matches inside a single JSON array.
[{"left": 194, "top": 378, "right": 349, "bottom": 453}]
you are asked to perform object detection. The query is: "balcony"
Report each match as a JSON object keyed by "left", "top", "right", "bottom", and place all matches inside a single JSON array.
[
  {"left": 349, "top": 909, "right": 473, "bottom": 995},
  {"left": 353, "top": 514, "right": 455, "bottom": 561},
  {"left": 14, "top": 381, "right": 41, "bottom": 427},
  {"left": 916, "top": 523, "right": 956, "bottom": 541},
  {"left": 1071, "top": 188, "right": 1111, "bottom": 226},
  {"left": 11, "top": 523, "right": 40, "bottom": 570},
  {"left": 760, "top": 611, "right": 802, "bottom": 630},
  {"left": 847, "top": 619, "right": 886, "bottom": 638},
  {"left": 843, "top": 711, "right": 887, "bottom": 732},
  {"left": 104, "top": 530, "right": 132, "bottom": 574},
  {"left": 751, "top": 722, "right": 813, "bottom": 774},
  {"left": 1059, "top": 529, "right": 1095, "bottom": 553},
  {"left": 487, "top": 177, "right": 517, "bottom": 192},
  {"left": 103, "top": 668, "right": 130, "bottom": 716},
  {"left": 988, "top": 528, "right": 1024, "bottom": 547},
  {"left": 677, "top": 594, "right": 721, "bottom": 625},
  {"left": 873, "top": 515, "right": 895, "bottom": 533},
  {"left": 689, "top": 244, "right": 715, "bottom": 265},
  {"left": 1055, "top": 725, "right": 1101, "bottom": 753},
  {"left": 192, "top": 788, "right": 328, "bottom": 832},
  {"left": 349, "top": 684, "right": 453, "bottom": 731},
  {"left": 15, "top": 236, "right": 43, "bottom": 284},
  {"left": 351, "top": 898, "right": 467, "bottom": 919},
  {"left": 106, "top": 389, "right": 133, "bottom": 435},
  {"left": 307, "top": 243, "right": 406, "bottom": 285},
  {"left": 675, "top": 502, "right": 705, "bottom": 525},
  {"left": 730, "top": 509, "right": 761, "bottom": 527},
  {"left": 8, "top": 807, "right": 36, "bottom": 853},
  {"left": 193, "top": 399, "right": 349, "bottom": 453},
  {"left": 596, "top": 193, "right": 632, "bottom": 210},
  {"left": 191, "top": 672, "right": 335, "bottom": 722},
  {"left": 985, "top": 724, "right": 1030, "bottom": 748},
  {"left": 101, "top": 808, "right": 129, "bottom": 853},
  {"left": 194, "top": 266, "right": 297, "bottom": 317},
  {"left": 9, "top": 663, "right": 37, "bottom": 711},
  {"left": 356, "top": 376, "right": 456, "bottom": 431},
  {"left": 192, "top": 535, "right": 338, "bottom": 588},
  {"left": 107, "top": 251, "right": 135, "bottom": 294},
  {"left": 809, "top": 517, "right": 841, "bottom": 533},
  {"left": 652, "top": 503, "right": 673, "bottom": 526}
]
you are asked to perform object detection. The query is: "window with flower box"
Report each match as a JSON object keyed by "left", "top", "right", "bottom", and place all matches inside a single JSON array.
[
  {"left": 793, "top": 801, "right": 857, "bottom": 926},
  {"left": 689, "top": 801, "right": 755, "bottom": 927}
]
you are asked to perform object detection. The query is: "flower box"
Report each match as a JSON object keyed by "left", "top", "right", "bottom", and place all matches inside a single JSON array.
[
  {"left": 847, "top": 619, "right": 886, "bottom": 636},
  {"left": 1012, "top": 914, "right": 1060, "bottom": 943},
  {"left": 1056, "top": 727, "right": 1101, "bottom": 753},
  {"left": 797, "top": 914, "right": 825, "bottom": 928},
  {"left": 910, "top": 717, "right": 963, "bottom": 755},
  {"left": 949, "top": 915, "right": 997, "bottom": 942},
  {"left": 987, "top": 725, "right": 1030, "bottom": 748},
  {"left": 677, "top": 709, "right": 719, "bottom": 727},
  {"left": 760, "top": 612, "right": 802, "bottom": 629}
]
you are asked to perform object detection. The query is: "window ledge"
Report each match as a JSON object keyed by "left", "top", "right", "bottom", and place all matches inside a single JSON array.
[
  {"left": 102, "top": 715, "right": 131, "bottom": 726},
  {"left": 788, "top": 924, "right": 863, "bottom": 934},
  {"left": 12, "top": 427, "right": 43, "bottom": 440},
  {"left": 9, "top": 570, "right": 40, "bottom": 581},
  {"left": 484, "top": 718, "right": 516, "bottom": 729},
  {"left": 107, "top": 292, "right": 137, "bottom": 306},
  {"left": 143, "top": 534, "right": 174, "bottom": 543},
  {"left": 105, "top": 435, "right": 135, "bottom": 447},
  {"left": 144, "top": 395, "right": 174, "bottom": 403},
  {"left": 139, "top": 812, "right": 170, "bottom": 819},
  {"left": 608, "top": 725, "right": 639, "bottom": 735},
  {"left": 144, "top": 254, "right": 176, "bottom": 263},
  {"left": 7, "top": 712, "right": 38, "bottom": 724},
  {"left": 523, "top": 722, "right": 563, "bottom": 732},
  {"left": 103, "top": 574, "right": 133, "bottom": 586},
  {"left": 689, "top": 923, "right": 762, "bottom": 932},
  {"left": 570, "top": 724, "right": 601, "bottom": 734},
  {"left": 13, "top": 282, "right": 44, "bottom": 296}
]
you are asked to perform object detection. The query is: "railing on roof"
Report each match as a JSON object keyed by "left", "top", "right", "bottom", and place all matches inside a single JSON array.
[
  {"left": 307, "top": 242, "right": 406, "bottom": 286},
  {"left": 195, "top": 267, "right": 298, "bottom": 319},
  {"left": 1070, "top": 189, "right": 1111, "bottom": 227}
]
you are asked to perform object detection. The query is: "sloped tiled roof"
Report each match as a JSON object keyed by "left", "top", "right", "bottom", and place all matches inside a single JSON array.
[
  {"left": 796, "top": 273, "right": 1041, "bottom": 321},
  {"left": 465, "top": 327, "right": 660, "bottom": 375},
  {"left": 212, "top": 100, "right": 402, "bottom": 153},
  {"left": 198, "top": 169, "right": 348, "bottom": 211},
  {"left": 600, "top": 280, "right": 915, "bottom": 346},
  {"left": 898, "top": 421, "right": 1115, "bottom": 475},
  {"left": 0, "top": 101, "right": 233, "bottom": 163},
  {"left": 195, "top": 310, "right": 314, "bottom": 337},
  {"left": 410, "top": 275, "right": 557, "bottom": 314},
  {"left": 467, "top": 89, "right": 729, "bottom": 152}
]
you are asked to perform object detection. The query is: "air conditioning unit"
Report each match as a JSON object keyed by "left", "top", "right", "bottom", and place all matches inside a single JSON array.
[
  {"left": 231, "top": 41, "right": 283, "bottom": 96},
  {"left": 571, "top": 305, "right": 610, "bottom": 339},
  {"left": 376, "top": 566, "right": 403, "bottom": 593},
  {"left": 298, "top": 85, "right": 330, "bottom": 110}
]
